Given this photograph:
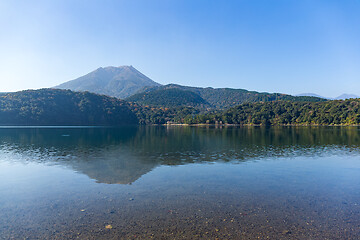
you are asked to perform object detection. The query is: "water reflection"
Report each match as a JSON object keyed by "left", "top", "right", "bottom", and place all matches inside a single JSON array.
[{"left": 0, "top": 126, "right": 360, "bottom": 184}]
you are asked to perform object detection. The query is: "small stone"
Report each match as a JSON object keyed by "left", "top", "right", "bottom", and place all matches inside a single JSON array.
[{"left": 105, "top": 225, "right": 113, "bottom": 229}]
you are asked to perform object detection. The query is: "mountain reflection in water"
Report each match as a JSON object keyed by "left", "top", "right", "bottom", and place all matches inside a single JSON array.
[{"left": 0, "top": 126, "right": 359, "bottom": 184}]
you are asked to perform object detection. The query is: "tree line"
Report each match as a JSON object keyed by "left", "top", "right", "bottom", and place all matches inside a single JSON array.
[
  {"left": 183, "top": 100, "right": 360, "bottom": 125},
  {"left": 0, "top": 89, "right": 359, "bottom": 126}
]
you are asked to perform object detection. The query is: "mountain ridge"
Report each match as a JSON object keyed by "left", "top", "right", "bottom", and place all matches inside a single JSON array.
[
  {"left": 296, "top": 93, "right": 328, "bottom": 99},
  {"left": 0, "top": 89, "right": 138, "bottom": 125},
  {"left": 54, "top": 65, "right": 161, "bottom": 99},
  {"left": 126, "top": 88, "right": 211, "bottom": 108},
  {"left": 297, "top": 93, "right": 360, "bottom": 100},
  {"left": 129, "top": 84, "right": 326, "bottom": 109},
  {"left": 335, "top": 94, "right": 360, "bottom": 100},
  {"left": 53, "top": 65, "right": 360, "bottom": 109}
]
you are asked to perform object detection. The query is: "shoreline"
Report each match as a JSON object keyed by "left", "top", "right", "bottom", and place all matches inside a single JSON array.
[{"left": 163, "top": 123, "right": 360, "bottom": 127}]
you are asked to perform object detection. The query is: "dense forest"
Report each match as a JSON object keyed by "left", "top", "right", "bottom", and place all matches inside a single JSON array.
[
  {"left": 0, "top": 89, "right": 137, "bottom": 125},
  {"left": 0, "top": 88, "right": 359, "bottom": 126},
  {"left": 130, "top": 103, "right": 201, "bottom": 125},
  {"left": 132, "top": 84, "right": 326, "bottom": 109},
  {"left": 126, "top": 88, "right": 210, "bottom": 108},
  {"left": 185, "top": 100, "right": 360, "bottom": 125}
]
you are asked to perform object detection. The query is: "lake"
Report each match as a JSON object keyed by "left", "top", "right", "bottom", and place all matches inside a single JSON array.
[{"left": 1, "top": 126, "right": 360, "bottom": 239}]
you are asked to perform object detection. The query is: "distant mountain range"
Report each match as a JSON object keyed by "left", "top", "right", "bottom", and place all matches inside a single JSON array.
[
  {"left": 53, "top": 65, "right": 359, "bottom": 109},
  {"left": 335, "top": 94, "right": 360, "bottom": 100},
  {"left": 1, "top": 65, "right": 360, "bottom": 126},
  {"left": 297, "top": 93, "right": 360, "bottom": 100},
  {"left": 54, "top": 65, "right": 161, "bottom": 99},
  {"left": 296, "top": 93, "right": 327, "bottom": 99}
]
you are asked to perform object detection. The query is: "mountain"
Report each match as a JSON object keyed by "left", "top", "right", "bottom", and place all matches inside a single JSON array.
[
  {"left": 54, "top": 66, "right": 161, "bottom": 99},
  {"left": 126, "top": 88, "right": 210, "bottom": 108},
  {"left": 335, "top": 94, "right": 360, "bottom": 100},
  {"left": 297, "top": 93, "right": 360, "bottom": 100},
  {"left": 128, "top": 84, "right": 326, "bottom": 109},
  {"left": 0, "top": 88, "right": 357, "bottom": 127},
  {"left": 296, "top": 93, "right": 329, "bottom": 99},
  {"left": 0, "top": 89, "right": 138, "bottom": 125}
]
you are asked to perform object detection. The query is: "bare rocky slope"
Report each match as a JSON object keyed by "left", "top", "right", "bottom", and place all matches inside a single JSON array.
[{"left": 54, "top": 65, "right": 161, "bottom": 99}]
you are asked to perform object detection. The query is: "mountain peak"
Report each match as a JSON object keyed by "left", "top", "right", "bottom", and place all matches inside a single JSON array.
[
  {"left": 296, "top": 93, "right": 328, "bottom": 99},
  {"left": 335, "top": 94, "right": 360, "bottom": 100},
  {"left": 54, "top": 66, "right": 161, "bottom": 99},
  {"left": 297, "top": 93, "right": 359, "bottom": 100}
]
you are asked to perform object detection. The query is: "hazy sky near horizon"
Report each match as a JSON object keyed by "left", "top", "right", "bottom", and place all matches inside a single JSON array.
[{"left": 1, "top": 0, "right": 359, "bottom": 97}]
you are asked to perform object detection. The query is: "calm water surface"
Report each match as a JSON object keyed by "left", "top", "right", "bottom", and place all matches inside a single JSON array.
[{"left": 1, "top": 126, "right": 360, "bottom": 239}]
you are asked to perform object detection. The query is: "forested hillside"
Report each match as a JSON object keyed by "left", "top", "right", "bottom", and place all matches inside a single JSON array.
[
  {"left": 126, "top": 88, "right": 210, "bottom": 108},
  {"left": 130, "top": 104, "right": 200, "bottom": 125},
  {"left": 187, "top": 99, "right": 360, "bottom": 125},
  {"left": 0, "top": 89, "right": 138, "bottom": 125},
  {"left": 133, "top": 84, "right": 326, "bottom": 109},
  {"left": 0, "top": 88, "right": 358, "bottom": 126}
]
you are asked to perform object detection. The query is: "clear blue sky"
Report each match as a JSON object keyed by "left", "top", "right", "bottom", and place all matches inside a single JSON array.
[{"left": 1, "top": 0, "right": 359, "bottom": 97}]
